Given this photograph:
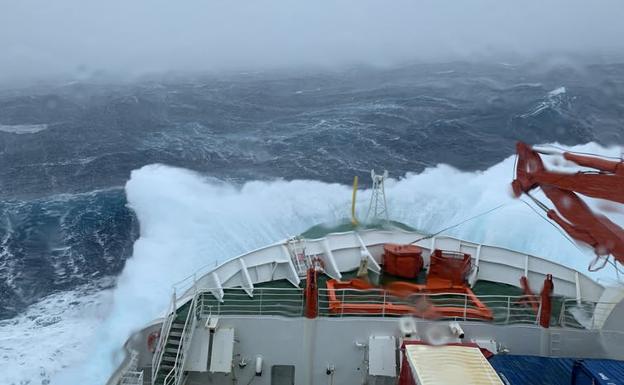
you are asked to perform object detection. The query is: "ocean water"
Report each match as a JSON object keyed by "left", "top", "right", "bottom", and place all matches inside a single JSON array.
[{"left": 1, "top": 62, "right": 624, "bottom": 384}]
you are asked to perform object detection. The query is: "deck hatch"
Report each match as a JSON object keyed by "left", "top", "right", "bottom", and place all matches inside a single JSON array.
[
  {"left": 184, "top": 326, "right": 211, "bottom": 372},
  {"left": 368, "top": 336, "right": 397, "bottom": 377},
  {"left": 271, "top": 365, "right": 295, "bottom": 385},
  {"left": 209, "top": 328, "right": 235, "bottom": 373}
]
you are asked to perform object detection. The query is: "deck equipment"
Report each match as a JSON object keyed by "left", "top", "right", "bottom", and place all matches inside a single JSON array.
[
  {"left": 326, "top": 247, "right": 493, "bottom": 320},
  {"left": 512, "top": 141, "right": 624, "bottom": 270},
  {"left": 399, "top": 342, "right": 503, "bottom": 385}
]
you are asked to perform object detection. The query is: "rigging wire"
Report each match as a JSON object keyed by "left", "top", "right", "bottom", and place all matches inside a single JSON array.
[
  {"left": 518, "top": 198, "right": 584, "bottom": 255},
  {"left": 524, "top": 191, "right": 551, "bottom": 212},
  {"left": 520, "top": 193, "right": 624, "bottom": 278},
  {"left": 407, "top": 188, "right": 624, "bottom": 278},
  {"left": 409, "top": 203, "right": 508, "bottom": 245}
]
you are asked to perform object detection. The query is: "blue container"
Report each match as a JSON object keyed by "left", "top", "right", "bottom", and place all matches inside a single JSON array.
[
  {"left": 489, "top": 355, "right": 624, "bottom": 385},
  {"left": 489, "top": 355, "right": 575, "bottom": 385},
  {"left": 572, "top": 359, "right": 624, "bottom": 385}
]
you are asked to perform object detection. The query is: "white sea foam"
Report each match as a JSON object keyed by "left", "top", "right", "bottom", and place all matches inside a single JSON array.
[
  {"left": 520, "top": 86, "right": 569, "bottom": 118},
  {"left": 0, "top": 124, "right": 48, "bottom": 134},
  {"left": 548, "top": 86, "right": 566, "bottom": 96},
  {"left": 0, "top": 282, "right": 113, "bottom": 385},
  {"left": 4, "top": 142, "right": 622, "bottom": 385}
]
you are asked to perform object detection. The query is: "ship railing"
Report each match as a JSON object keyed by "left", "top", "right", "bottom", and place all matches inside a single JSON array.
[
  {"left": 194, "top": 287, "right": 305, "bottom": 318},
  {"left": 173, "top": 286, "right": 616, "bottom": 330},
  {"left": 172, "top": 272, "right": 206, "bottom": 300},
  {"left": 558, "top": 298, "right": 619, "bottom": 330},
  {"left": 163, "top": 294, "right": 198, "bottom": 385},
  {"left": 316, "top": 288, "right": 592, "bottom": 327},
  {"left": 119, "top": 371, "right": 144, "bottom": 385},
  {"left": 152, "top": 291, "right": 177, "bottom": 384},
  {"left": 119, "top": 351, "right": 144, "bottom": 385}
]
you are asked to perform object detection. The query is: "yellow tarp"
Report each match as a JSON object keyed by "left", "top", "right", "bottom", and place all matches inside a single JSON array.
[{"left": 405, "top": 344, "right": 504, "bottom": 385}]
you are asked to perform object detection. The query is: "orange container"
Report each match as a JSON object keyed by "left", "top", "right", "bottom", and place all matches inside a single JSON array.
[
  {"left": 383, "top": 244, "right": 423, "bottom": 279},
  {"left": 428, "top": 249, "right": 471, "bottom": 286}
]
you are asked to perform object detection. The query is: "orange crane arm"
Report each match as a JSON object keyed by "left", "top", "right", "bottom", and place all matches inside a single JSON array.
[{"left": 512, "top": 142, "right": 624, "bottom": 268}]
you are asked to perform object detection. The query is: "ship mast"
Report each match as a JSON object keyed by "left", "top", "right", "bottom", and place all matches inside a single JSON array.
[{"left": 366, "top": 169, "right": 389, "bottom": 223}]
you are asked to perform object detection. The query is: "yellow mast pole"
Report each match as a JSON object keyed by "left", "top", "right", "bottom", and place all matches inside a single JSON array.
[{"left": 351, "top": 176, "right": 359, "bottom": 226}]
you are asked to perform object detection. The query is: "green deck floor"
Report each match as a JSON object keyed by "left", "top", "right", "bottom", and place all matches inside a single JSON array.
[{"left": 299, "top": 218, "right": 420, "bottom": 239}]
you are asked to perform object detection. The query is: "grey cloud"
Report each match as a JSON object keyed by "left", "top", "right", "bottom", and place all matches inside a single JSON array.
[{"left": 1, "top": 0, "right": 624, "bottom": 85}]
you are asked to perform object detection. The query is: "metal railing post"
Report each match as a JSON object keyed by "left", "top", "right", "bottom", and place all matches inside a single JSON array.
[
  {"left": 536, "top": 299, "right": 542, "bottom": 325},
  {"left": 259, "top": 289, "right": 263, "bottom": 316},
  {"left": 559, "top": 300, "right": 566, "bottom": 327},
  {"left": 172, "top": 289, "right": 177, "bottom": 315},
  {"left": 506, "top": 296, "right": 511, "bottom": 324},
  {"left": 591, "top": 303, "right": 596, "bottom": 330},
  {"left": 463, "top": 294, "right": 468, "bottom": 321},
  {"left": 382, "top": 291, "right": 387, "bottom": 317},
  {"left": 341, "top": 290, "right": 345, "bottom": 318}
]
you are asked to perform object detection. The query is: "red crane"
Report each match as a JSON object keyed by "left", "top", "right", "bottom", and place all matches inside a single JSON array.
[{"left": 511, "top": 141, "right": 624, "bottom": 270}]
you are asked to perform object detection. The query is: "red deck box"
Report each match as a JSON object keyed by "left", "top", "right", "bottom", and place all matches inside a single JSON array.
[{"left": 383, "top": 244, "right": 424, "bottom": 279}]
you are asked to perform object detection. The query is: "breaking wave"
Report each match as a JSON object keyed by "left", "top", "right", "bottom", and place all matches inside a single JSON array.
[
  {"left": 0, "top": 124, "right": 48, "bottom": 134},
  {"left": 518, "top": 86, "right": 570, "bottom": 118},
  {"left": 39, "top": 142, "right": 624, "bottom": 384}
]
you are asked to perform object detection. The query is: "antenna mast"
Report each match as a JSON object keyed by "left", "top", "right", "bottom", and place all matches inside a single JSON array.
[{"left": 366, "top": 169, "right": 389, "bottom": 222}]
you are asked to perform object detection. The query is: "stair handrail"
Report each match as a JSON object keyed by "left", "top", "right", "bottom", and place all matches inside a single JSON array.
[
  {"left": 163, "top": 293, "right": 198, "bottom": 385},
  {"left": 152, "top": 291, "right": 177, "bottom": 384},
  {"left": 176, "top": 305, "right": 198, "bottom": 385}
]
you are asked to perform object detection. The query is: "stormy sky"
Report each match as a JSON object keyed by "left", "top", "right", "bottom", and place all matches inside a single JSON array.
[{"left": 1, "top": 0, "right": 624, "bottom": 85}]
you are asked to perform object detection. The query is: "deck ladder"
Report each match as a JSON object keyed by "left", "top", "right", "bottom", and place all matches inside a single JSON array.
[
  {"left": 152, "top": 293, "right": 177, "bottom": 384},
  {"left": 152, "top": 295, "right": 199, "bottom": 385},
  {"left": 287, "top": 237, "right": 309, "bottom": 276},
  {"left": 550, "top": 332, "right": 562, "bottom": 355}
]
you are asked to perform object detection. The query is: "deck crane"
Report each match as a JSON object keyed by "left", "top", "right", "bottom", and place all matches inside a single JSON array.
[{"left": 511, "top": 141, "right": 624, "bottom": 270}]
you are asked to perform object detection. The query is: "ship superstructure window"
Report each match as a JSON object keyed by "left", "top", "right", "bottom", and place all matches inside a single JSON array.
[{"left": 271, "top": 365, "right": 295, "bottom": 385}]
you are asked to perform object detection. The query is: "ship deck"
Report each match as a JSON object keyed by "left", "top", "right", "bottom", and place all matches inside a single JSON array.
[
  {"left": 175, "top": 269, "right": 583, "bottom": 328},
  {"left": 113, "top": 227, "right": 615, "bottom": 385}
]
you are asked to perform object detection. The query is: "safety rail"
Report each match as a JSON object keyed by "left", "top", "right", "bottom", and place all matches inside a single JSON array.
[
  {"left": 195, "top": 288, "right": 305, "bottom": 318},
  {"left": 172, "top": 273, "right": 206, "bottom": 301},
  {"left": 163, "top": 295, "right": 198, "bottom": 385},
  {"left": 559, "top": 299, "right": 619, "bottom": 330},
  {"left": 152, "top": 292, "right": 177, "bottom": 384},
  {"left": 118, "top": 351, "right": 144, "bottom": 385},
  {"left": 185, "top": 286, "right": 561, "bottom": 327},
  {"left": 317, "top": 288, "right": 581, "bottom": 327},
  {"left": 119, "top": 371, "right": 144, "bottom": 385},
  {"left": 159, "top": 288, "right": 615, "bottom": 335}
]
